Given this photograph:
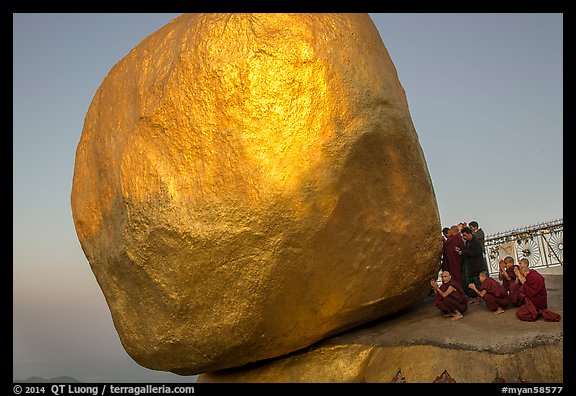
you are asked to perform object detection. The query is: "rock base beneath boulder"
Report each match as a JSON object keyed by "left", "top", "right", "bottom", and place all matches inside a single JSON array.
[
  {"left": 199, "top": 274, "right": 563, "bottom": 383},
  {"left": 199, "top": 343, "right": 561, "bottom": 383}
]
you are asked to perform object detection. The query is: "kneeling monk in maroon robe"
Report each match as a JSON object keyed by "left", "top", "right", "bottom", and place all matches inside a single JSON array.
[
  {"left": 469, "top": 271, "right": 510, "bottom": 314},
  {"left": 430, "top": 271, "right": 468, "bottom": 321},
  {"left": 499, "top": 256, "right": 524, "bottom": 306},
  {"left": 514, "top": 259, "right": 561, "bottom": 322}
]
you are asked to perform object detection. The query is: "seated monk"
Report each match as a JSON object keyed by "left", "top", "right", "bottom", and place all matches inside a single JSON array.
[
  {"left": 499, "top": 256, "right": 524, "bottom": 306},
  {"left": 514, "top": 259, "right": 561, "bottom": 322},
  {"left": 469, "top": 271, "right": 510, "bottom": 314},
  {"left": 430, "top": 271, "right": 468, "bottom": 321}
]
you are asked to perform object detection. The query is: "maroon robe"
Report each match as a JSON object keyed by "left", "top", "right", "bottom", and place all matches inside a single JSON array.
[
  {"left": 441, "top": 235, "right": 465, "bottom": 285},
  {"left": 499, "top": 265, "right": 518, "bottom": 291},
  {"left": 516, "top": 270, "right": 560, "bottom": 322},
  {"left": 500, "top": 265, "right": 524, "bottom": 306},
  {"left": 522, "top": 270, "right": 547, "bottom": 309},
  {"left": 509, "top": 281, "right": 525, "bottom": 306},
  {"left": 436, "top": 279, "right": 468, "bottom": 315},
  {"left": 479, "top": 276, "right": 510, "bottom": 311}
]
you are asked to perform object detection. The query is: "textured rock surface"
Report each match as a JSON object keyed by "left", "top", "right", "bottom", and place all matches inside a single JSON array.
[
  {"left": 199, "top": 344, "right": 563, "bottom": 383},
  {"left": 199, "top": 275, "right": 563, "bottom": 382},
  {"left": 71, "top": 13, "right": 441, "bottom": 375}
]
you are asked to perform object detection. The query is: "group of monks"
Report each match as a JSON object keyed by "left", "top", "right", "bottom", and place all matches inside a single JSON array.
[{"left": 431, "top": 224, "right": 561, "bottom": 322}]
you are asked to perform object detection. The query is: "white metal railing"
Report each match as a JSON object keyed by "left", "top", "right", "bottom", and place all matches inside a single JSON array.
[{"left": 483, "top": 219, "right": 563, "bottom": 275}]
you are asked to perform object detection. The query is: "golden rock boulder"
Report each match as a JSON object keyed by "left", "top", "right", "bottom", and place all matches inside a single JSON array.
[{"left": 71, "top": 13, "right": 441, "bottom": 375}]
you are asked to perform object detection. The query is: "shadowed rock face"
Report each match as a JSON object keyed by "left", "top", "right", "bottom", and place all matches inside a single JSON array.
[{"left": 71, "top": 13, "right": 441, "bottom": 375}]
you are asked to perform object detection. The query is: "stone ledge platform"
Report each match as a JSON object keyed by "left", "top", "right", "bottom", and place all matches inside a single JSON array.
[{"left": 199, "top": 273, "right": 563, "bottom": 383}]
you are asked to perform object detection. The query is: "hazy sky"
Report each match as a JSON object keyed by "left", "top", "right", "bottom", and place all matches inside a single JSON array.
[{"left": 13, "top": 13, "right": 562, "bottom": 382}]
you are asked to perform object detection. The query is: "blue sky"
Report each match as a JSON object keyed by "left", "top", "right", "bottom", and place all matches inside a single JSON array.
[{"left": 13, "top": 13, "right": 562, "bottom": 382}]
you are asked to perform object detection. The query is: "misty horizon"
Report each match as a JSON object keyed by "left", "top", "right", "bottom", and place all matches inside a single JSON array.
[{"left": 14, "top": 356, "right": 198, "bottom": 383}]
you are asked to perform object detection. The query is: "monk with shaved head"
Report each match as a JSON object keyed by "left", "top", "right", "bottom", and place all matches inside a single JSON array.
[
  {"left": 469, "top": 271, "right": 510, "bottom": 314},
  {"left": 430, "top": 271, "right": 468, "bottom": 321},
  {"left": 514, "top": 259, "right": 561, "bottom": 322},
  {"left": 499, "top": 256, "right": 524, "bottom": 306}
]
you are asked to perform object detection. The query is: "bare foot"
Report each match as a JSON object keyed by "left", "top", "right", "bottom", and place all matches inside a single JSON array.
[
  {"left": 468, "top": 298, "right": 479, "bottom": 305},
  {"left": 444, "top": 313, "right": 456, "bottom": 318},
  {"left": 495, "top": 307, "right": 505, "bottom": 315},
  {"left": 451, "top": 313, "right": 463, "bottom": 321}
]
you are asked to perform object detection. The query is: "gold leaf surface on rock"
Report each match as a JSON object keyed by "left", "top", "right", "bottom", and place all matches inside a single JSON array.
[{"left": 71, "top": 13, "right": 441, "bottom": 374}]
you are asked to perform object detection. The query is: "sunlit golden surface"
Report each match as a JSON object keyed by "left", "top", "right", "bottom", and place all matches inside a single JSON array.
[{"left": 71, "top": 13, "right": 441, "bottom": 375}]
